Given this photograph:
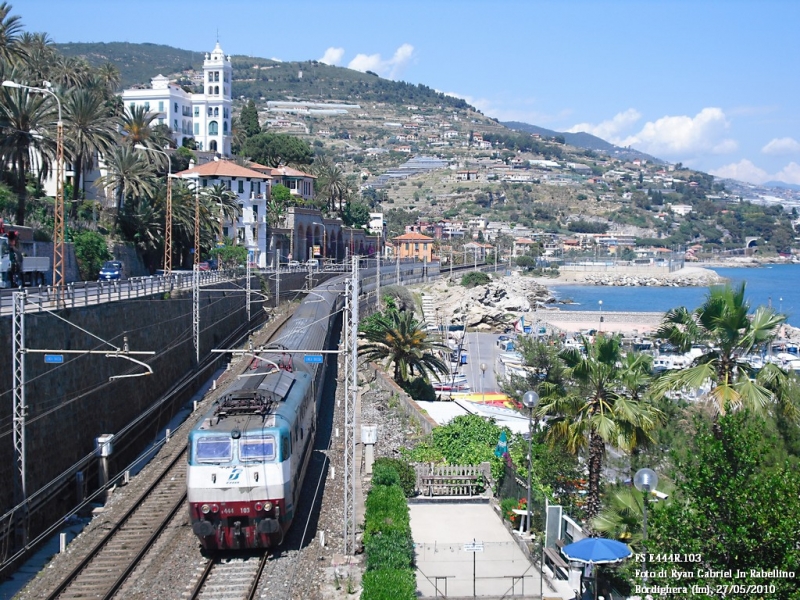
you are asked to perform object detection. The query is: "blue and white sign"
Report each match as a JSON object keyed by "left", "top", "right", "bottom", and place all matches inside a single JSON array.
[
  {"left": 304, "top": 354, "right": 324, "bottom": 364},
  {"left": 44, "top": 354, "right": 64, "bottom": 364}
]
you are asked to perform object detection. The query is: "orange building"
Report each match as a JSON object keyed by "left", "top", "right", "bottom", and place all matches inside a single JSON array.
[{"left": 393, "top": 231, "right": 434, "bottom": 262}]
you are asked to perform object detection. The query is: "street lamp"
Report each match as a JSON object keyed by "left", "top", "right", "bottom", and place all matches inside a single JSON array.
[
  {"left": 522, "top": 390, "right": 540, "bottom": 538},
  {"left": 3, "top": 80, "right": 64, "bottom": 289},
  {"left": 780, "top": 297, "right": 783, "bottom": 313},
  {"left": 480, "top": 363, "right": 487, "bottom": 403},
  {"left": 634, "top": 468, "right": 658, "bottom": 582},
  {"left": 598, "top": 300, "right": 603, "bottom": 331},
  {"left": 134, "top": 144, "right": 172, "bottom": 274}
]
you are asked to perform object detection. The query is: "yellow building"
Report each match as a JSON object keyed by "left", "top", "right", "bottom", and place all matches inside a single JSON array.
[{"left": 393, "top": 232, "right": 434, "bottom": 262}]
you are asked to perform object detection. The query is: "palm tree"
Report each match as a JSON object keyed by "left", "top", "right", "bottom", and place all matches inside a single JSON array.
[
  {"left": 313, "top": 156, "right": 350, "bottom": 214},
  {"left": 537, "top": 335, "right": 662, "bottom": 520},
  {"left": 95, "top": 145, "right": 156, "bottom": 213},
  {"left": 120, "top": 105, "right": 168, "bottom": 154},
  {"left": 202, "top": 183, "right": 240, "bottom": 244},
  {"left": 358, "top": 309, "right": 448, "bottom": 384},
  {"left": 0, "top": 77, "right": 57, "bottom": 224},
  {"left": 95, "top": 62, "right": 120, "bottom": 96},
  {"left": 63, "top": 87, "right": 117, "bottom": 214},
  {"left": 591, "top": 486, "right": 648, "bottom": 545},
  {"left": 652, "top": 282, "right": 794, "bottom": 419},
  {"left": 0, "top": 2, "right": 24, "bottom": 65},
  {"left": 16, "top": 32, "right": 56, "bottom": 83}
]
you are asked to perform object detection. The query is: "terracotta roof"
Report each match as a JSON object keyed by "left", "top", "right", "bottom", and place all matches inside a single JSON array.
[
  {"left": 514, "top": 238, "right": 536, "bottom": 244},
  {"left": 393, "top": 232, "right": 434, "bottom": 242},
  {"left": 270, "top": 165, "right": 316, "bottom": 179},
  {"left": 176, "top": 160, "right": 272, "bottom": 179}
]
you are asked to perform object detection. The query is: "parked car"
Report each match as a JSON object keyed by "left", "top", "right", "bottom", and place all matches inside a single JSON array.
[
  {"left": 197, "top": 261, "right": 210, "bottom": 271},
  {"left": 306, "top": 258, "right": 320, "bottom": 269},
  {"left": 287, "top": 260, "right": 300, "bottom": 269},
  {"left": 98, "top": 260, "right": 124, "bottom": 281}
]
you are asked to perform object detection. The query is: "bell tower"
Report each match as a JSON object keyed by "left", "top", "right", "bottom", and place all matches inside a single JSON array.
[{"left": 193, "top": 42, "right": 232, "bottom": 155}]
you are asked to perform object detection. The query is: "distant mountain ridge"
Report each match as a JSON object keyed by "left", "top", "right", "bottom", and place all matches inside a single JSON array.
[
  {"left": 763, "top": 180, "right": 800, "bottom": 192},
  {"left": 502, "top": 120, "right": 661, "bottom": 163},
  {"left": 55, "top": 41, "right": 473, "bottom": 111}
]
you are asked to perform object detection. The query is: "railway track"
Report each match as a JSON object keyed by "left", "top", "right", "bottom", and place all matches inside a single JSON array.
[
  {"left": 189, "top": 553, "right": 270, "bottom": 600},
  {"left": 45, "top": 450, "right": 188, "bottom": 600},
  {"left": 36, "top": 308, "right": 297, "bottom": 600}
]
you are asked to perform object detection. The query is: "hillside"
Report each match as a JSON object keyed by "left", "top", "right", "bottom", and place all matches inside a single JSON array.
[{"left": 53, "top": 41, "right": 800, "bottom": 251}]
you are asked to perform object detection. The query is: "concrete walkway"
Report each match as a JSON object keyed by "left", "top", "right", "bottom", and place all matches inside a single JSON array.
[{"left": 410, "top": 502, "right": 575, "bottom": 599}]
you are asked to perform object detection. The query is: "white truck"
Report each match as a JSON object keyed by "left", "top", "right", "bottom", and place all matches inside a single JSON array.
[{"left": 0, "top": 233, "right": 50, "bottom": 288}]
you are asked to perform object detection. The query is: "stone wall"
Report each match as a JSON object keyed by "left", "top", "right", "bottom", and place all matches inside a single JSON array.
[{"left": 364, "top": 362, "right": 439, "bottom": 436}]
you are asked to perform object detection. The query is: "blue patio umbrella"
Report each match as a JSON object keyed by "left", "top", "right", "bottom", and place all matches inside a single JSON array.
[{"left": 561, "top": 538, "right": 631, "bottom": 600}]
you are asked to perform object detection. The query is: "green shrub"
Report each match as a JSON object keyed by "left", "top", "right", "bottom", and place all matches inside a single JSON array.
[
  {"left": 461, "top": 271, "right": 491, "bottom": 288},
  {"left": 371, "top": 462, "right": 401, "bottom": 488},
  {"left": 73, "top": 230, "right": 111, "bottom": 280},
  {"left": 361, "top": 568, "right": 416, "bottom": 600},
  {"left": 373, "top": 457, "right": 416, "bottom": 498},
  {"left": 365, "top": 530, "right": 414, "bottom": 571}
]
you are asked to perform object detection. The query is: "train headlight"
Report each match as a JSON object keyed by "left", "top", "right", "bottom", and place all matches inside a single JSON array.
[
  {"left": 263, "top": 501, "right": 273, "bottom": 512},
  {"left": 201, "top": 504, "right": 211, "bottom": 515}
]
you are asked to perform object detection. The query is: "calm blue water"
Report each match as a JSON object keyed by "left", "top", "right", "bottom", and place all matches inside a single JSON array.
[{"left": 550, "top": 264, "right": 800, "bottom": 327}]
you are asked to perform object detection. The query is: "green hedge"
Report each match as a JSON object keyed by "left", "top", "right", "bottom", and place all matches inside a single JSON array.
[
  {"left": 365, "top": 529, "right": 414, "bottom": 571},
  {"left": 364, "top": 484, "right": 410, "bottom": 539},
  {"left": 362, "top": 470, "right": 417, "bottom": 599},
  {"left": 373, "top": 457, "right": 416, "bottom": 498},
  {"left": 361, "top": 568, "right": 416, "bottom": 600}
]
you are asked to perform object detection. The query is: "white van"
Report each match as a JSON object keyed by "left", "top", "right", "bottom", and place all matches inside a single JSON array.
[{"left": 306, "top": 258, "right": 320, "bottom": 269}]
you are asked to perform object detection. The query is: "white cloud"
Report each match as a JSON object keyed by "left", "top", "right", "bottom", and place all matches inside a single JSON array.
[
  {"left": 709, "top": 159, "right": 800, "bottom": 186},
  {"left": 709, "top": 159, "right": 770, "bottom": 184},
  {"left": 348, "top": 43, "right": 414, "bottom": 79},
  {"left": 761, "top": 137, "right": 800, "bottom": 155},
  {"left": 618, "top": 108, "right": 737, "bottom": 156},
  {"left": 773, "top": 162, "right": 800, "bottom": 185},
  {"left": 567, "top": 109, "right": 641, "bottom": 140},
  {"left": 319, "top": 47, "right": 345, "bottom": 66}
]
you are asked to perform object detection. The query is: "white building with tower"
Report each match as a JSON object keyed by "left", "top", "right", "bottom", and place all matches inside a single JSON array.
[{"left": 121, "top": 42, "right": 233, "bottom": 155}]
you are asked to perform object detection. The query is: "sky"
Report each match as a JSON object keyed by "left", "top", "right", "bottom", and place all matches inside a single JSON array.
[{"left": 15, "top": 0, "right": 800, "bottom": 185}]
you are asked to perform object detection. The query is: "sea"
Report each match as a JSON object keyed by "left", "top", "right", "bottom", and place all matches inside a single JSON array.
[{"left": 550, "top": 264, "right": 800, "bottom": 327}]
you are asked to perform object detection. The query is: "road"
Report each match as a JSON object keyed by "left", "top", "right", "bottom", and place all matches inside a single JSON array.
[{"left": 459, "top": 331, "right": 504, "bottom": 395}]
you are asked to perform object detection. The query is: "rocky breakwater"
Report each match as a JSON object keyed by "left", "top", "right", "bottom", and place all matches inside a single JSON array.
[
  {"left": 581, "top": 266, "right": 725, "bottom": 287},
  {"left": 419, "top": 274, "right": 555, "bottom": 330}
]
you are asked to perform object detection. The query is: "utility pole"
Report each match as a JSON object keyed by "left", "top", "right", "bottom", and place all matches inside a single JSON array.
[
  {"left": 395, "top": 250, "right": 400, "bottom": 285},
  {"left": 12, "top": 292, "right": 27, "bottom": 545},
  {"left": 193, "top": 264, "right": 200, "bottom": 364},
  {"left": 450, "top": 245, "right": 453, "bottom": 279},
  {"left": 376, "top": 252, "right": 381, "bottom": 310},
  {"left": 275, "top": 263, "right": 281, "bottom": 308},
  {"left": 343, "top": 275, "right": 351, "bottom": 554},
  {"left": 246, "top": 257, "right": 252, "bottom": 321},
  {"left": 349, "top": 254, "right": 359, "bottom": 554}
]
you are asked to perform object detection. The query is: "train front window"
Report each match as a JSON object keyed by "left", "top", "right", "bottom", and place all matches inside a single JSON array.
[
  {"left": 195, "top": 437, "right": 232, "bottom": 462},
  {"left": 240, "top": 436, "right": 276, "bottom": 462}
]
